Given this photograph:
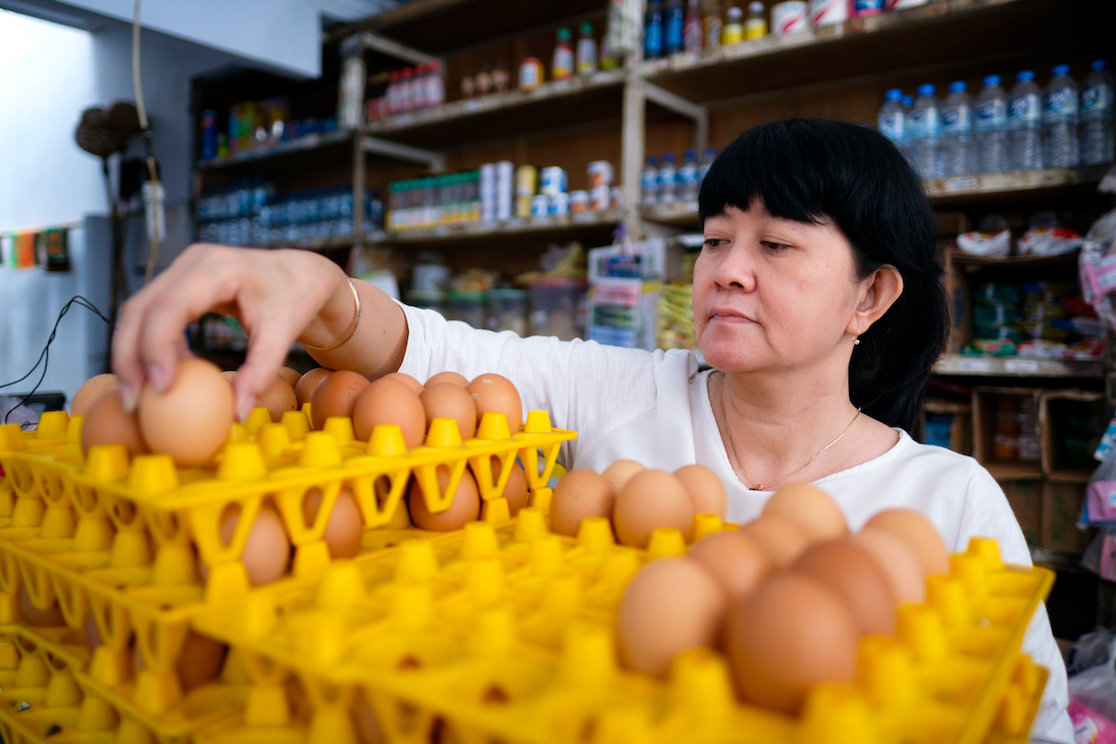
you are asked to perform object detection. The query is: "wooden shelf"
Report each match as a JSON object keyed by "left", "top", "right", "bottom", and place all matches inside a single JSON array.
[
  {"left": 379, "top": 210, "right": 622, "bottom": 247},
  {"left": 985, "top": 461, "right": 1044, "bottom": 481},
  {"left": 949, "top": 249, "right": 1080, "bottom": 270},
  {"left": 933, "top": 354, "right": 1104, "bottom": 379},
  {"left": 640, "top": 0, "right": 1114, "bottom": 104},
  {"left": 927, "top": 165, "right": 1110, "bottom": 205},
  {"left": 197, "top": 129, "right": 354, "bottom": 170}
]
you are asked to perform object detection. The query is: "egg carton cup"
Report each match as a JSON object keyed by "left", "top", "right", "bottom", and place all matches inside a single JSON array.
[
  {"left": 0, "top": 622, "right": 247, "bottom": 743},
  {"left": 183, "top": 508, "right": 1054, "bottom": 744}
]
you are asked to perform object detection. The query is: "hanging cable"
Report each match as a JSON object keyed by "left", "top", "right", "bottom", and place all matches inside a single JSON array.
[{"left": 132, "top": 0, "right": 162, "bottom": 286}]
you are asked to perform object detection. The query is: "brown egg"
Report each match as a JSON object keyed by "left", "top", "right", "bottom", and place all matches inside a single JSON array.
[
  {"left": 71, "top": 373, "right": 118, "bottom": 417},
  {"left": 851, "top": 528, "right": 926, "bottom": 605},
  {"left": 618, "top": 557, "right": 726, "bottom": 677},
  {"left": 673, "top": 464, "right": 727, "bottom": 519},
  {"left": 352, "top": 378, "right": 425, "bottom": 447},
  {"left": 792, "top": 537, "right": 898, "bottom": 637},
  {"left": 862, "top": 508, "right": 949, "bottom": 579},
  {"left": 467, "top": 373, "right": 523, "bottom": 432},
  {"left": 762, "top": 483, "right": 848, "bottom": 541},
  {"left": 138, "top": 358, "right": 234, "bottom": 466},
  {"left": 81, "top": 388, "right": 149, "bottom": 458},
  {"left": 256, "top": 377, "right": 298, "bottom": 423},
  {"left": 302, "top": 487, "right": 363, "bottom": 559},
  {"left": 687, "top": 531, "right": 773, "bottom": 602},
  {"left": 408, "top": 466, "right": 480, "bottom": 531},
  {"left": 220, "top": 504, "right": 291, "bottom": 586},
  {"left": 425, "top": 370, "right": 469, "bottom": 388},
  {"left": 295, "top": 368, "right": 332, "bottom": 407},
  {"left": 178, "top": 630, "right": 227, "bottom": 691},
  {"left": 736, "top": 514, "right": 812, "bottom": 568},
  {"left": 310, "top": 370, "right": 369, "bottom": 430},
  {"left": 725, "top": 573, "right": 859, "bottom": 715},
  {"left": 419, "top": 383, "right": 477, "bottom": 440},
  {"left": 498, "top": 457, "right": 529, "bottom": 515},
  {"left": 381, "top": 371, "right": 423, "bottom": 395},
  {"left": 277, "top": 367, "right": 303, "bottom": 387},
  {"left": 550, "top": 469, "right": 615, "bottom": 537},
  {"left": 614, "top": 469, "right": 695, "bottom": 547},
  {"left": 602, "top": 459, "right": 645, "bottom": 493}
]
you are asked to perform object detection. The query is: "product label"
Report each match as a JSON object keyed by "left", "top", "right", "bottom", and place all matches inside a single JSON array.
[
  {"left": 1042, "top": 88, "right": 1078, "bottom": 120},
  {"left": 941, "top": 105, "right": 972, "bottom": 134},
  {"left": 974, "top": 100, "right": 1007, "bottom": 131},
  {"left": 879, "top": 112, "right": 905, "bottom": 143},
  {"left": 908, "top": 106, "right": 940, "bottom": 139},
  {"left": 1081, "top": 84, "right": 1114, "bottom": 116},
  {"left": 1008, "top": 93, "right": 1040, "bottom": 124}
]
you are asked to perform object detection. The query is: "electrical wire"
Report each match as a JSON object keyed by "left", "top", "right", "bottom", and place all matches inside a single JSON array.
[
  {"left": 132, "top": 0, "right": 161, "bottom": 287},
  {"left": 0, "top": 296, "right": 114, "bottom": 427}
]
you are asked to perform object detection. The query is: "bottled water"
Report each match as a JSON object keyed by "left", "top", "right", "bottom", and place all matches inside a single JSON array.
[
  {"left": 697, "top": 147, "right": 717, "bottom": 185},
  {"left": 1041, "top": 64, "right": 1079, "bottom": 168},
  {"left": 678, "top": 149, "right": 699, "bottom": 201},
  {"left": 658, "top": 152, "right": 678, "bottom": 203},
  {"left": 908, "top": 83, "right": 941, "bottom": 179},
  {"left": 974, "top": 75, "right": 1009, "bottom": 174},
  {"left": 1081, "top": 59, "right": 1114, "bottom": 165},
  {"left": 941, "top": 81, "right": 974, "bottom": 176},
  {"left": 1009, "top": 70, "right": 1042, "bottom": 170},
  {"left": 641, "top": 155, "right": 659, "bottom": 206},
  {"left": 877, "top": 88, "right": 906, "bottom": 149}
]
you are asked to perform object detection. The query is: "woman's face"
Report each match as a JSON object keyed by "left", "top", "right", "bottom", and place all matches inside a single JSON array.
[{"left": 692, "top": 201, "right": 867, "bottom": 374}]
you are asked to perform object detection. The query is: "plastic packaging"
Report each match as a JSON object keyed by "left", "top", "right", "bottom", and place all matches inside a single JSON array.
[
  {"left": 1042, "top": 64, "right": 1079, "bottom": 167},
  {"left": 698, "top": 146, "right": 717, "bottom": 184},
  {"left": 1008, "top": 70, "right": 1043, "bottom": 170},
  {"left": 878, "top": 88, "right": 906, "bottom": 149},
  {"left": 974, "top": 75, "right": 1009, "bottom": 174},
  {"left": 658, "top": 152, "right": 678, "bottom": 203},
  {"left": 678, "top": 149, "right": 700, "bottom": 201},
  {"left": 703, "top": 0, "right": 723, "bottom": 51},
  {"left": 722, "top": 5, "right": 744, "bottom": 44},
  {"left": 552, "top": 28, "right": 574, "bottom": 80},
  {"left": 745, "top": 1, "right": 767, "bottom": 39},
  {"left": 941, "top": 80, "right": 974, "bottom": 176},
  {"left": 644, "top": 0, "right": 664, "bottom": 59},
  {"left": 664, "top": 0, "right": 685, "bottom": 55},
  {"left": 909, "top": 83, "right": 941, "bottom": 179},
  {"left": 684, "top": 0, "right": 703, "bottom": 53},
  {"left": 641, "top": 155, "right": 659, "bottom": 206},
  {"left": 576, "top": 23, "right": 597, "bottom": 74},
  {"left": 1081, "top": 59, "right": 1114, "bottom": 165}
]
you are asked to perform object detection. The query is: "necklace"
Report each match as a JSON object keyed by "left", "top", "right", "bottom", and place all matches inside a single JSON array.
[{"left": 719, "top": 374, "right": 862, "bottom": 491}]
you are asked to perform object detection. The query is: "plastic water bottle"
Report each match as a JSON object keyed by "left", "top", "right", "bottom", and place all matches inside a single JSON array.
[
  {"left": 1042, "top": 64, "right": 1079, "bottom": 168},
  {"left": 698, "top": 147, "right": 717, "bottom": 184},
  {"left": 644, "top": 0, "right": 664, "bottom": 60},
  {"left": 1009, "top": 70, "right": 1042, "bottom": 170},
  {"left": 658, "top": 152, "right": 678, "bottom": 203},
  {"left": 664, "top": 0, "right": 685, "bottom": 55},
  {"left": 909, "top": 84, "right": 941, "bottom": 179},
  {"left": 1081, "top": 59, "right": 1114, "bottom": 165},
  {"left": 941, "top": 81, "right": 974, "bottom": 176},
  {"left": 878, "top": 88, "right": 906, "bottom": 149},
  {"left": 641, "top": 155, "right": 660, "bottom": 206},
  {"left": 974, "top": 75, "right": 1009, "bottom": 174},
  {"left": 678, "top": 149, "right": 699, "bottom": 201}
]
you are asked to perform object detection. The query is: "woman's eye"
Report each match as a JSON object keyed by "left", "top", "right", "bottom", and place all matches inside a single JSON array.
[
  {"left": 761, "top": 241, "right": 790, "bottom": 252},
  {"left": 703, "top": 238, "right": 727, "bottom": 249}
]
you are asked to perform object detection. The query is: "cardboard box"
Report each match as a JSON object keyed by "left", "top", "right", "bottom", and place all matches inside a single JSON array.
[
  {"left": 944, "top": 255, "right": 971, "bottom": 355},
  {"left": 1040, "top": 481, "right": 1095, "bottom": 554},
  {"left": 921, "top": 399, "right": 972, "bottom": 455},
  {"left": 1040, "top": 390, "right": 1109, "bottom": 481},
  {"left": 972, "top": 387, "right": 1043, "bottom": 479},
  {"left": 1003, "top": 479, "right": 1042, "bottom": 547}
]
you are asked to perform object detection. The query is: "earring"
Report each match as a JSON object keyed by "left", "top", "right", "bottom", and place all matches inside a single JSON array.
[
  {"left": 854, "top": 337, "right": 861, "bottom": 346},
  {"left": 853, "top": 322, "right": 861, "bottom": 346}
]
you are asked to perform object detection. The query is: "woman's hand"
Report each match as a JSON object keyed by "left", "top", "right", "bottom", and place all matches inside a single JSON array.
[{"left": 112, "top": 243, "right": 349, "bottom": 420}]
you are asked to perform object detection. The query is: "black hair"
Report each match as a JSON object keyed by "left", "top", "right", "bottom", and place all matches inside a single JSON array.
[{"left": 697, "top": 118, "right": 948, "bottom": 432}]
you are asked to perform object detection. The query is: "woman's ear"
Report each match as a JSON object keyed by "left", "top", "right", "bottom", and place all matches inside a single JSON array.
[{"left": 853, "top": 266, "right": 903, "bottom": 334}]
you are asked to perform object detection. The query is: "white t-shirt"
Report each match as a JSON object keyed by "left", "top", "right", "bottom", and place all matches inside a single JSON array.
[{"left": 399, "top": 304, "right": 1074, "bottom": 743}]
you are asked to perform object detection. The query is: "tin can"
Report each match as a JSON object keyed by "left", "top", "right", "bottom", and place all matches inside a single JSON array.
[
  {"left": 771, "top": 1, "right": 809, "bottom": 33},
  {"left": 549, "top": 192, "right": 570, "bottom": 215},
  {"left": 519, "top": 58, "right": 544, "bottom": 91},
  {"left": 530, "top": 194, "right": 550, "bottom": 217},
  {"left": 539, "top": 166, "right": 568, "bottom": 197},
  {"left": 587, "top": 160, "right": 614, "bottom": 189},
  {"left": 810, "top": 0, "right": 848, "bottom": 26},
  {"left": 496, "top": 160, "right": 514, "bottom": 190},
  {"left": 516, "top": 165, "right": 537, "bottom": 197},
  {"left": 589, "top": 185, "right": 611, "bottom": 211},
  {"left": 885, "top": 0, "right": 928, "bottom": 8},
  {"left": 569, "top": 190, "right": 589, "bottom": 213},
  {"left": 853, "top": 0, "right": 884, "bottom": 14},
  {"left": 515, "top": 195, "right": 533, "bottom": 219},
  {"left": 610, "top": 186, "right": 623, "bottom": 210}
]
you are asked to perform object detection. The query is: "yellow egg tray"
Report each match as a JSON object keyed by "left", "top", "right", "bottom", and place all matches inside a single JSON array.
[{"left": 158, "top": 511, "right": 1050, "bottom": 744}]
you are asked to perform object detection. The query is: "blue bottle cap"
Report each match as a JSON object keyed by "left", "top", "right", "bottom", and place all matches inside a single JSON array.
[
  {"left": 885, "top": 88, "right": 902, "bottom": 101},
  {"left": 983, "top": 75, "right": 1000, "bottom": 87},
  {"left": 917, "top": 83, "right": 936, "bottom": 96},
  {"left": 949, "top": 80, "right": 966, "bottom": 93},
  {"left": 1092, "top": 60, "right": 1109, "bottom": 72},
  {"left": 1052, "top": 64, "right": 1070, "bottom": 77},
  {"left": 647, "top": 155, "right": 658, "bottom": 166},
  {"left": 684, "top": 149, "right": 696, "bottom": 159},
  {"left": 1017, "top": 70, "right": 1034, "bottom": 82}
]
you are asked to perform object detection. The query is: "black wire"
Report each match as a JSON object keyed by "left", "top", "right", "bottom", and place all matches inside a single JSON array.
[{"left": 1, "top": 295, "right": 115, "bottom": 427}]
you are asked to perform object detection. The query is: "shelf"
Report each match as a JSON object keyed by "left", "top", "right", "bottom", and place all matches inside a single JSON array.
[
  {"left": 927, "top": 166, "right": 1110, "bottom": 206},
  {"left": 933, "top": 354, "right": 1104, "bottom": 379},
  {"left": 642, "top": 201, "right": 700, "bottom": 227},
  {"left": 949, "top": 249, "right": 1080, "bottom": 270},
  {"left": 640, "top": 0, "right": 1114, "bottom": 104},
  {"left": 985, "top": 461, "right": 1044, "bottom": 481},
  {"left": 197, "top": 129, "right": 354, "bottom": 170},
  {"left": 380, "top": 210, "right": 622, "bottom": 247},
  {"left": 365, "top": 71, "right": 627, "bottom": 148}
]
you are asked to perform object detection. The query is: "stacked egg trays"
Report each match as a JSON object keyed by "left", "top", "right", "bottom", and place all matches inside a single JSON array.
[{"left": 0, "top": 406, "right": 574, "bottom": 743}]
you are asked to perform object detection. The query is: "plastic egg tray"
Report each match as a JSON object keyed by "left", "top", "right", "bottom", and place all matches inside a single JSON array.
[
  {"left": 0, "top": 409, "right": 574, "bottom": 724},
  {"left": 171, "top": 512, "right": 1051, "bottom": 744}
]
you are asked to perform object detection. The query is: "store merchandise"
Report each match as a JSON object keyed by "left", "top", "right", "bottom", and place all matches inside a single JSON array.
[
  {"left": 684, "top": 0, "right": 704, "bottom": 52},
  {"left": 658, "top": 152, "right": 678, "bottom": 203},
  {"left": 772, "top": 1, "right": 808, "bottom": 34},
  {"left": 1081, "top": 59, "right": 1114, "bottom": 165},
  {"left": 722, "top": 5, "right": 744, "bottom": 44},
  {"left": 703, "top": 0, "right": 723, "bottom": 51},
  {"left": 1042, "top": 64, "right": 1079, "bottom": 168},
  {"left": 877, "top": 88, "right": 907, "bottom": 150},
  {"left": 745, "top": 1, "right": 767, "bottom": 39},
  {"left": 642, "top": 155, "right": 660, "bottom": 205},
  {"left": 1009, "top": 70, "right": 1044, "bottom": 169},
  {"left": 974, "top": 75, "right": 1009, "bottom": 174},
  {"left": 644, "top": 0, "right": 665, "bottom": 59},
  {"left": 940, "top": 81, "right": 974, "bottom": 177},
  {"left": 678, "top": 149, "right": 700, "bottom": 201},
  {"left": 810, "top": 0, "right": 848, "bottom": 27},
  {"left": 664, "top": 0, "right": 686, "bottom": 55},
  {"left": 909, "top": 83, "right": 942, "bottom": 179},
  {"left": 853, "top": 0, "right": 885, "bottom": 15},
  {"left": 368, "top": 63, "right": 447, "bottom": 120},
  {"left": 519, "top": 57, "right": 544, "bottom": 90},
  {"left": 387, "top": 172, "right": 482, "bottom": 232},
  {"left": 576, "top": 22, "right": 598, "bottom": 74},
  {"left": 552, "top": 27, "right": 574, "bottom": 80},
  {"left": 885, "top": 0, "right": 928, "bottom": 7},
  {"left": 698, "top": 146, "right": 718, "bottom": 183}
]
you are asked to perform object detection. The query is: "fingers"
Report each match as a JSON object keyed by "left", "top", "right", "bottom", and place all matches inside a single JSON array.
[{"left": 233, "top": 329, "right": 295, "bottom": 422}]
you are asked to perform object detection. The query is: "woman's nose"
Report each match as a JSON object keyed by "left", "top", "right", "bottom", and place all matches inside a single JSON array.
[{"left": 713, "top": 244, "right": 757, "bottom": 290}]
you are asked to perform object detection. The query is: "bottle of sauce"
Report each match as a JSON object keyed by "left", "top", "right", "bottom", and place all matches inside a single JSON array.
[
  {"left": 703, "top": 0, "right": 723, "bottom": 52},
  {"left": 577, "top": 22, "right": 598, "bottom": 74},
  {"left": 553, "top": 28, "right": 574, "bottom": 80},
  {"left": 722, "top": 5, "right": 744, "bottom": 45},
  {"left": 745, "top": 1, "right": 767, "bottom": 39},
  {"left": 684, "top": 0, "right": 704, "bottom": 53}
]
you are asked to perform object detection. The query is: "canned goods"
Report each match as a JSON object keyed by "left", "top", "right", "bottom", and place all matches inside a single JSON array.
[
  {"left": 516, "top": 165, "right": 537, "bottom": 197},
  {"left": 539, "top": 166, "right": 567, "bottom": 197},
  {"left": 885, "top": 0, "right": 928, "bottom": 7},
  {"left": 569, "top": 190, "right": 589, "bottom": 213},
  {"left": 519, "top": 58, "right": 544, "bottom": 91},
  {"left": 549, "top": 192, "right": 570, "bottom": 215},
  {"left": 496, "top": 161, "right": 514, "bottom": 188},
  {"left": 853, "top": 0, "right": 884, "bottom": 14},
  {"left": 530, "top": 194, "right": 550, "bottom": 217},
  {"left": 610, "top": 186, "right": 623, "bottom": 211},
  {"left": 201, "top": 110, "right": 218, "bottom": 160},
  {"left": 515, "top": 195, "right": 533, "bottom": 219},
  {"left": 771, "top": 1, "right": 808, "bottom": 33},
  {"left": 589, "top": 185, "right": 610, "bottom": 211},
  {"left": 587, "top": 160, "right": 614, "bottom": 189},
  {"left": 810, "top": 0, "right": 848, "bottom": 26}
]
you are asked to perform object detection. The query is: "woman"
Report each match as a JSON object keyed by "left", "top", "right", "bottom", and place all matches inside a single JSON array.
[{"left": 112, "top": 119, "right": 1072, "bottom": 741}]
